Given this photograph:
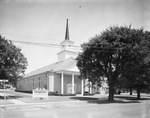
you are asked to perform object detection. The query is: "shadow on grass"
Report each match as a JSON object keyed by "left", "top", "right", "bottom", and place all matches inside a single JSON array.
[
  {"left": 115, "top": 95, "right": 150, "bottom": 100},
  {"left": 70, "top": 96, "right": 140, "bottom": 104},
  {"left": 0, "top": 95, "right": 23, "bottom": 100}
]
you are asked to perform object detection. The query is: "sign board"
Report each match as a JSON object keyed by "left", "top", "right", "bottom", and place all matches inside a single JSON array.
[{"left": 32, "top": 88, "right": 48, "bottom": 100}]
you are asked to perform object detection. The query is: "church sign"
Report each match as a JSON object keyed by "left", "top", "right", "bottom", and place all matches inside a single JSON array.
[{"left": 32, "top": 88, "right": 48, "bottom": 100}]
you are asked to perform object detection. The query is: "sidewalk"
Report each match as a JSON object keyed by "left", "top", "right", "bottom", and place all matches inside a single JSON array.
[
  {"left": 0, "top": 99, "right": 98, "bottom": 111},
  {"left": 9, "top": 99, "right": 27, "bottom": 105}
]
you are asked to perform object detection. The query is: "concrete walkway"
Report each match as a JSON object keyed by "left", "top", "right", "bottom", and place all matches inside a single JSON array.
[
  {"left": 9, "top": 99, "right": 27, "bottom": 105},
  {"left": 0, "top": 92, "right": 28, "bottom": 106}
]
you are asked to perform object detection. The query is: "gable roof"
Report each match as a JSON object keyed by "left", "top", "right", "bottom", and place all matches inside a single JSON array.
[{"left": 24, "top": 57, "right": 79, "bottom": 78}]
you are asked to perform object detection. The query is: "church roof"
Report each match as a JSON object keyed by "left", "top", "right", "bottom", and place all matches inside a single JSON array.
[
  {"left": 57, "top": 49, "right": 78, "bottom": 55},
  {"left": 24, "top": 57, "right": 79, "bottom": 78}
]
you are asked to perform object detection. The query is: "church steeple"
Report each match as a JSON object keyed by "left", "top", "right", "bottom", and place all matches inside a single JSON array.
[
  {"left": 57, "top": 19, "right": 77, "bottom": 62},
  {"left": 65, "top": 19, "right": 69, "bottom": 40},
  {"left": 60, "top": 18, "right": 74, "bottom": 49}
]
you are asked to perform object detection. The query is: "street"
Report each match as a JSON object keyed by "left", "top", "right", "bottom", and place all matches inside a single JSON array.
[{"left": 1, "top": 101, "right": 150, "bottom": 118}]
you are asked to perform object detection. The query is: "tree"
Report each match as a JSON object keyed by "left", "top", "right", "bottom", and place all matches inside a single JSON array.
[
  {"left": 120, "top": 30, "right": 150, "bottom": 99},
  {"left": 0, "top": 35, "right": 28, "bottom": 86},
  {"left": 76, "top": 26, "right": 150, "bottom": 101},
  {"left": 120, "top": 61, "right": 150, "bottom": 99}
]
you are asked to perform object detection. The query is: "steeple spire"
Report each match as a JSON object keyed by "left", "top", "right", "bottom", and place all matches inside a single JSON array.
[
  {"left": 58, "top": 19, "right": 76, "bottom": 62},
  {"left": 65, "top": 19, "right": 69, "bottom": 40}
]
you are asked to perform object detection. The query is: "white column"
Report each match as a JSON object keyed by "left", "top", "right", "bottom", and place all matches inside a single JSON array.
[
  {"left": 81, "top": 79, "right": 84, "bottom": 95},
  {"left": 72, "top": 74, "right": 75, "bottom": 94},
  {"left": 61, "top": 72, "right": 64, "bottom": 94},
  {"left": 85, "top": 79, "right": 89, "bottom": 92},
  {"left": 90, "top": 82, "right": 92, "bottom": 94},
  {"left": 49, "top": 75, "right": 54, "bottom": 92}
]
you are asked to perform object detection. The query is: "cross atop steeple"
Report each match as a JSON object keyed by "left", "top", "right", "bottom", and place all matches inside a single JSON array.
[{"left": 65, "top": 19, "right": 69, "bottom": 40}]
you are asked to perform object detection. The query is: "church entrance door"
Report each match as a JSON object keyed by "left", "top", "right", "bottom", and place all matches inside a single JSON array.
[{"left": 67, "top": 83, "right": 76, "bottom": 94}]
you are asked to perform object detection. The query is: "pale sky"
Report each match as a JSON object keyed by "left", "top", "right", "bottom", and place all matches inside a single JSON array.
[{"left": 0, "top": 0, "right": 150, "bottom": 74}]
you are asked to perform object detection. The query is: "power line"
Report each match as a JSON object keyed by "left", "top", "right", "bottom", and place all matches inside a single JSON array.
[
  {"left": 1, "top": 33, "right": 82, "bottom": 50},
  {"left": 12, "top": 40, "right": 61, "bottom": 47},
  {"left": 2, "top": 33, "right": 129, "bottom": 51},
  {"left": 2, "top": 33, "right": 143, "bottom": 53},
  {"left": 2, "top": 32, "right": 58, "bottom": 41},
  {"left": 11, "top": 40, "right": 135, "bottom": 54},
  {"left": 11, "top": 40, "right": 82, "bottom": 51}
]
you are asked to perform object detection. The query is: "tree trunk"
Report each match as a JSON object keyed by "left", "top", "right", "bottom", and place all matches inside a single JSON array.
[
  {"left": 108, "top": 86, "right": 114, "bottom": 101},
  {"left": 130, "top": 87, "right": 132, "bottom": 95},
  {"left": 137, "top": 87, "right": 141, "bottom": 99}
]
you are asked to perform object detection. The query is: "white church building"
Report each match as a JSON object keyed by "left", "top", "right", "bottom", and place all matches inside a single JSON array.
[{"left": 16, "top": 19, "right": 108, "bottom": 95}]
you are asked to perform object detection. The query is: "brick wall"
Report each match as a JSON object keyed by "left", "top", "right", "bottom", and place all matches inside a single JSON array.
[{"left": 17, "top": 72, "right": 48, "bottom": 91}]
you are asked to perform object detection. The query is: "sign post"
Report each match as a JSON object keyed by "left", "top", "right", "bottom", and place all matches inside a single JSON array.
[{"left": 0, "top": 79, "right": 8, "bottom": 110}]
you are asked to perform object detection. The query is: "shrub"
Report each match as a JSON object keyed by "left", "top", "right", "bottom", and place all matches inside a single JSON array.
[
  {"left": 48, "top": 91, "right": 59, "bottom": 96},
  {"left": 84, "top": 93, "right": 95, "bottom": 96}
]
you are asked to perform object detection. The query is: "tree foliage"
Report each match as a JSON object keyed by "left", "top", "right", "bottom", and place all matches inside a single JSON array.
[
  {"left": 0, "top": 35, "right": 28, "bottom": 86},
  {"left": 76, "top": 26, "right": 150, "bottom": 101}
]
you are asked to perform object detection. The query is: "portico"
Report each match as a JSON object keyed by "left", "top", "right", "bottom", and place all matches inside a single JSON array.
[{"left": 57, "top": 70, "right": 84, "bottom": 95}]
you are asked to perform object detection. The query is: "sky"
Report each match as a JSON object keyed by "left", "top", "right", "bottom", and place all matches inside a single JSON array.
[{"left": 0, "top": 0, "right": 150, "bottom": 74}]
